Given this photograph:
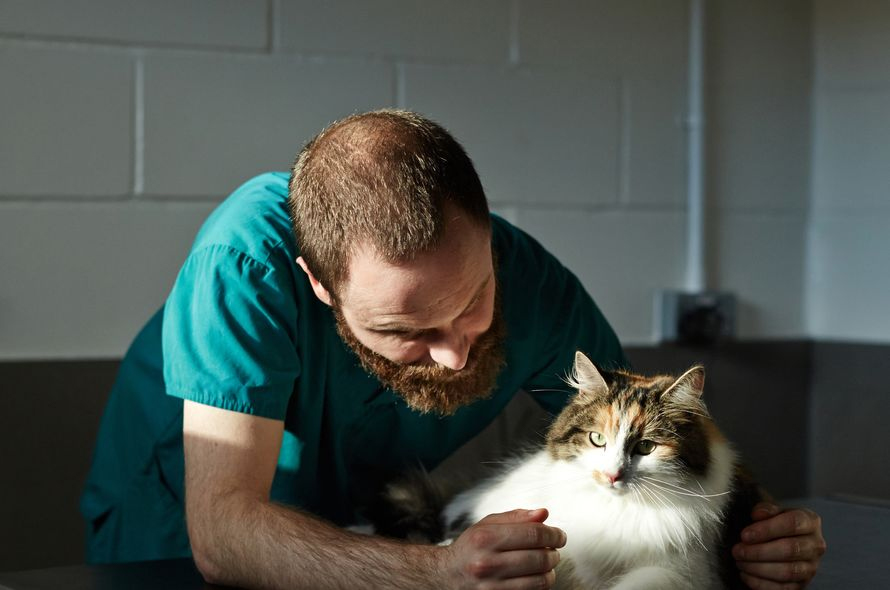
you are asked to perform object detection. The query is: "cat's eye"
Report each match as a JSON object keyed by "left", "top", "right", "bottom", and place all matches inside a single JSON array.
[
  {"left": 589, "top": 432, "right": 607, "bottom": 447},
  {"left": 635, "top": 440, "right": 657, "bottom": 455}
]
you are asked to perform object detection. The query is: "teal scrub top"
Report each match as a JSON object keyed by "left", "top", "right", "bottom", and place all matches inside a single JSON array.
[{"left": 80, "top": 172, "right": 626, "bottom": 563}]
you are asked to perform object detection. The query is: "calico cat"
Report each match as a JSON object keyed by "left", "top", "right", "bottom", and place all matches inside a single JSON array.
[{"left": 372, "top": 351, "right": 763, "bottom": 589}]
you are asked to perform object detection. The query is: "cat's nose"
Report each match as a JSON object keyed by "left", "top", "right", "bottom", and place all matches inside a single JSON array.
[{"left": 606, "top": 470, "right": 624, "bottom": 484}]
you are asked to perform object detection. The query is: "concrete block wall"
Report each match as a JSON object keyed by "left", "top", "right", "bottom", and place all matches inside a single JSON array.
[
  {"left": 809, "top": 0, "right": 890, "bottom": 343},
  {"left": 806, "top": 0, "right": 890, "bottom": 501},
  {"left": 706, "top": 0, "right": 813, "bottom": 339},
  {"left": 1, "top": 0, "right": 814, "bottom": 360}
]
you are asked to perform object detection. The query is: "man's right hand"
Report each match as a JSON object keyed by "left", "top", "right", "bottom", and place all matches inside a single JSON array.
[{"left": 440, "top": 508, "right": 566, "bottom": 590}]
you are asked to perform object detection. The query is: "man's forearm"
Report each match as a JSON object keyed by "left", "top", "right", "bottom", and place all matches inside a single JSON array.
[{"left": 190, "top": 493, "right": 443, "bottom": 590}]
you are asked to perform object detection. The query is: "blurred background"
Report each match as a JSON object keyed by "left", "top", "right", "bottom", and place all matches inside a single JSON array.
[{"left": 1, "top": 0, "right": 887, "bottom": 570}]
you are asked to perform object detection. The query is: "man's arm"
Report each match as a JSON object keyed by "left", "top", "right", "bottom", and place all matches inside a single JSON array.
[{"left": 183, "top": 401, "right": 565, "bottom": 590}]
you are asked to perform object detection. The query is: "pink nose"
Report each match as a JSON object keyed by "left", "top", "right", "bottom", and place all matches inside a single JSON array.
[{"left": 607, "top": 470, "right": 624, "bottom": 484}]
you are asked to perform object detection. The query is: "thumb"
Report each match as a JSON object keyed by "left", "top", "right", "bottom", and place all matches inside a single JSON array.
[
  {"left": 478, "top": 508, "right": 550, "bottom": 525},
  {"left": 750, "top": 502, "right": 781, "bottom": 521}
]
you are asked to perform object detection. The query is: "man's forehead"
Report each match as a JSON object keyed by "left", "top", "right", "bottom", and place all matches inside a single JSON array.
[{"left": 341, "top": 241, "right": 492, "bottom": 324}]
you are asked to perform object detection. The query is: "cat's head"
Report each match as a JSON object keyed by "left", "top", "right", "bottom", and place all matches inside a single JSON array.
[{"left": 546, "top": 351, "right": 721, "bottom": 494}]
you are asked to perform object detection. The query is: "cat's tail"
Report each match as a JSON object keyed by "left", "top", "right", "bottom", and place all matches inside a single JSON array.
[{"left": 362, "top": 467, "right": 467, "bottom": 543}]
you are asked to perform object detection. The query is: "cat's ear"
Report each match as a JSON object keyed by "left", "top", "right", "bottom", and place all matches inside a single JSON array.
[
  {"left": 664, "top": 366, "right": 706, "bottom": 400},
  {"left": 570, "top": 351, "right": 609, "bottom": 400}
]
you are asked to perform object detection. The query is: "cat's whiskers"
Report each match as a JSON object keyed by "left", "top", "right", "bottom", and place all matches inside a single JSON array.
[
  {"left": 643, "top": 479, "right": 714, "bottom": 503},
  {"left": 647, "top": 426, "right": 680, "bottom": 438},
  {"left": 635, "top": 482, "right": 698, "bottom": 548},
  {"left": 642, "top": 475, "right": 730, "bottom": 499},
  {"left": 656, "top": 406, "right": 710, "bottom": 420},
  {"left": 640, "top": 476, "right": 730, "bottom": 500},
  {"left": 627, "top": 481, "right": 654, "bottom": 508},
  {"left": 637, "top": 482, "right": 707, "bottom": 553},
  {"left": 639, "top": 475, "right": 696, "bottom": 492}
]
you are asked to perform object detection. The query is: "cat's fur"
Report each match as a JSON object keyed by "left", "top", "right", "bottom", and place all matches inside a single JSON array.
[{"left": 372, "top": 352, "right": 762, "bottom": 589}]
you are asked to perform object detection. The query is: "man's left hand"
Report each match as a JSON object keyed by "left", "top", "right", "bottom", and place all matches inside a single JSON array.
[{"left": 732, "top": 502, "right": 826, "bottom": 589}]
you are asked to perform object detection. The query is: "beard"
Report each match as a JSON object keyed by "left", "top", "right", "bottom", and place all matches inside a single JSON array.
[{"left": 333, "top": 301, "right": 506, "bottom": 416}]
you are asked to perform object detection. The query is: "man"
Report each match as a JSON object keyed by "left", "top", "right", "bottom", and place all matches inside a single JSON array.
[{"left": 82, "top": 110, "right": 824, "bottom": 589}]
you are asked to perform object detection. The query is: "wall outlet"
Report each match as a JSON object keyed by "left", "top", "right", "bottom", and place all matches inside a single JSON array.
[{"left": 656, "top": 290, "right": 736, "bottom": 345}]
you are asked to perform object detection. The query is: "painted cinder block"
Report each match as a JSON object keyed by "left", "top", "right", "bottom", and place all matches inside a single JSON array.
[
  {"left": 712, "top": 212, "right": 807, "bottom": 338},
  {"left": 707, "top": 0, "right": 812, "bottom": 89},
  {"left": 705, "top": 0, "right": 812, "bottom": 212},
  {"left": 809, "top": 0, "right": 890, "bottom": 345},
  {"left": 813, "top": 89, "right": 890, "bottom": 211},
  {"left": 402, "top": 64, "right": 620, "bottom": 207},
  {"left": 142, "top": 53, "right": 394, "bottom": 197},
  {"left": 278, "top": 0, "right": 511, "bottom": 62},
  {"left": 815, "top": 0, "right": 890, "bottom": 87},
  {"left": 626, "top": 76, "right": 687, "bottom": 207},
  {"left": 518, "top": 0, "right": 688, "bottom": 79},
  {"left": 0, "top": 201, "right": 216, "bottom": 359},
  {"left": 0, "top": 45, "right": 132, "bottom": 197},
  {"left": 806, "top": 214, "right": 890, "bottom": 342},
  {"left": 708, "top": 82, "right": 811, "bottom": 212},
  {"left": 514, "top": 208, "right": 687, "bottom": 344},
  {"left": 0, "top": 0, "right": 268, "bottom": 50}
]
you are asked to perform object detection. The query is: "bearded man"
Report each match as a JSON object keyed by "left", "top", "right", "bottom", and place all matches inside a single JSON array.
[{"left": 81, "top": 110, "right": 824, "bottom": 589}]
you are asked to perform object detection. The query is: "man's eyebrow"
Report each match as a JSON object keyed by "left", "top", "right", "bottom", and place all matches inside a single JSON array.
[
  {"left": 368, "top": 273, "right": 492, "bottom": 332},
  {"left": 460, "top": 273, "right": 491, "bottom": 314}
]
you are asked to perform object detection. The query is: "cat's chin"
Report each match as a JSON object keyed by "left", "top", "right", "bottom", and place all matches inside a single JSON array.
[{"left": 595, "top": 482, "right": 629, "bottom": 495}]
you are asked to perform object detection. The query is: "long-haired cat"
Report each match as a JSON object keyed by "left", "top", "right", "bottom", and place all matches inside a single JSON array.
[{"left": 371, "top": 351, "right": 762, "bottom": 589}]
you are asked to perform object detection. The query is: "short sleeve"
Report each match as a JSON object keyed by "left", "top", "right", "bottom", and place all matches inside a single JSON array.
[{"left": 162, "top": 244, "right": 301, "bottom": 420}]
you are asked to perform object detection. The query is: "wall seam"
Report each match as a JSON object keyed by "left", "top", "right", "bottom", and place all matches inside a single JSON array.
[
  {"left": 508, "top": 0, "right": 521, "bottom": 66},
  {"left": 132, "top": 53, "right": 145, "bottom": 197}
]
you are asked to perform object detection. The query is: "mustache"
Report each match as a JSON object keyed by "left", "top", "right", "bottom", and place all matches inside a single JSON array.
[{"left": 332, "top": 304, "right": 506, "bottom": 415}]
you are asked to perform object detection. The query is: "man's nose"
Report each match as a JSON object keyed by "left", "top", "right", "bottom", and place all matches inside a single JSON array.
[{"left": 427, "top": 330, "right": 470, "bottom": 371}]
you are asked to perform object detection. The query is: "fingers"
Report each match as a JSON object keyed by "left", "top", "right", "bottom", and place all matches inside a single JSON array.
[
  {"left": 733, "top": 535, "right": 826, "bottom": 562},
  {"left": 739, "top": 571, "right": 809, "bottom": 590},
  {"left": 494, "top": 570, "right": 557, "bottom": 590},
  {"left": 733, "top": 506, "right": 825, "bottom": 589},
  {"left": 463, "top": 521, "right": 567, "bottom": 552},
  {"left": 750, "top": 502, "right": 781, "bottom": 521},
  {"left": 736, "top": 558, "right": 818, "bottom": 583},
  {"left": 465, "top": 548, "right": 561, "bottom": 580},
  {"left": 741, "top": 508, "right": 822, "bottom": 543},
  {"left": 479, "top": 508, "right": 550, "bottom": 525},
  {"left": 448, "top": 511, "right": 565, "bottom": 588}
]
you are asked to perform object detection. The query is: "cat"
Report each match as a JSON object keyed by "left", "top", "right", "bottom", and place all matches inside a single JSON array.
[{"left": 370, "top": 351, "right": 763, "bottom": 589}]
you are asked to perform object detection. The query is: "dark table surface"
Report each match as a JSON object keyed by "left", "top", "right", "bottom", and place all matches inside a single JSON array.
[
  {"left": 0, "top": 558, "right": 217, "bottom": 590},
  {"left": 794, "top": 496, "right": 890, "bottom": 589},
  {"left": 0, "top": 497, "right": 886, "bottom": 589}
]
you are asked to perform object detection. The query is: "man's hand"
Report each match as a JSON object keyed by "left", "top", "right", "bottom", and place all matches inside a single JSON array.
[
  {"left": 733, "top": 502, "right": 826, "bottom": 589},
  {"left": 441, "top": 508, "right": 566, "bottom": 590}
]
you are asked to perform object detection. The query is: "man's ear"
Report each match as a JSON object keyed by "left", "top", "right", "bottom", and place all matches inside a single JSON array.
[{"left": 296, "top": 256, "right": 333, "bottom": 307}]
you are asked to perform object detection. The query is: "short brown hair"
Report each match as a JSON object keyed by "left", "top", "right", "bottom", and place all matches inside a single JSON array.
[{"left": 289, "top": 109, "right": 490, "bottom": 297}]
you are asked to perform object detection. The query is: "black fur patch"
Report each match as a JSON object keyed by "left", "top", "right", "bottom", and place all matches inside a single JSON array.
[
  {"left": 717, "top": 466, "right": 766, "bottom": 589},
  {"left": 362, "top": 470, "right": 449, "bottom": 543}
]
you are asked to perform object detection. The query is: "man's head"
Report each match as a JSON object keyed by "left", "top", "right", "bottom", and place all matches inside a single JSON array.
[{"left": 289, "top": 110, "right": 505, "bottom": 414}]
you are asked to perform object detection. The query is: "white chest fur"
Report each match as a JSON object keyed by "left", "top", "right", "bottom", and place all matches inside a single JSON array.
[{"left": 444, "top": 443, "right": 736, "bottom": 590}]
